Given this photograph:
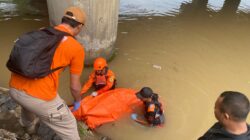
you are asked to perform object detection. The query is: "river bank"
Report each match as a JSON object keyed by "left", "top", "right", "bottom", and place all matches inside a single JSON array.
[{"left": 0, "top": 87, "right": 106, "bottom": 140}]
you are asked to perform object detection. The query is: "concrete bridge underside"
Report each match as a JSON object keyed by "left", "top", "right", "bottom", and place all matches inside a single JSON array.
[{"left": 46, "top": 0, "right": 241, "bottom": 64}]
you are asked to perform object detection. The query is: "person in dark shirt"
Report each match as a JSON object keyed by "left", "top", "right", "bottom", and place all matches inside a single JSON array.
[{"left": 198, "top": 91, "right": 250, "bottom": 140}]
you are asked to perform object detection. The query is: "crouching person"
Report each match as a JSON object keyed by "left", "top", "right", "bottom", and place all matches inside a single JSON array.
[
  {"left": 132, "top": 87, "right": 164, "bottom": 127},
  {"left": 81, "top": 57, "right": 116, "bottom": 97}
]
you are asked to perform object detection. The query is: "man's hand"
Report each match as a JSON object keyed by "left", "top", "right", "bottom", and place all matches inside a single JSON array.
[
  {"left": 91, "top": 91, "right": 98, "bottom": 97},
  {"left": 71, "top": 101, "right": 81, "bottom": 112}
]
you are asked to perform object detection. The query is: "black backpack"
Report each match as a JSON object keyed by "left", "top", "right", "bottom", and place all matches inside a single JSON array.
[{"left": 6, "top": 27, "right": 73, "bottom": 79}]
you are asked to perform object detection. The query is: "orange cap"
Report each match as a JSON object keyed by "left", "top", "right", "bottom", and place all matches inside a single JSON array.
[
  {"left": 94, "top": 57, "right": 107, "bottom": 71},
  {"left": 64, "top": 6, "right": 86, "bottom": 24}
]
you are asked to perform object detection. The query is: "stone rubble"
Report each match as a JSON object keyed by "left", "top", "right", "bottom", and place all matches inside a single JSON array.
[{"left": 0, "top": 88, "right": 105, "bottom": 140}]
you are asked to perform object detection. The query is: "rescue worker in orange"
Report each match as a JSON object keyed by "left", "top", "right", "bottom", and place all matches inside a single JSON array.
[
  {"left": 81, "top": 57, "right": 116, "bottom": 97},
  {"left": 132, "top": 87, "right": 164, "bottom": 126},
  {"left": 8, "top": 6, "right": 86, "bottom": 140}
]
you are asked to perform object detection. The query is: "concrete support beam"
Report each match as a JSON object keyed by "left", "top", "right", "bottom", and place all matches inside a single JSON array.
[{"left": 46, "top": 0, "right": 119, "bottom": 65}]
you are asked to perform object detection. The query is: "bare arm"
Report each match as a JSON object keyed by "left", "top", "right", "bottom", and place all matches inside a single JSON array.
[
  {"left": 81, "top": 72, "right": 95, "bottom": 94},
  {"left": 70, "top": 73, "right": 82, "bottom": 102}
]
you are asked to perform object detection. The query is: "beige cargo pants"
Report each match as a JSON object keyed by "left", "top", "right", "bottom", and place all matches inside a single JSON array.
[{"left": 9, "top": 88, "right": 80, "bottom": 140}]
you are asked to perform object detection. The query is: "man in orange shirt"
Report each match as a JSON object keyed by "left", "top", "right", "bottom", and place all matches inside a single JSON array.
[
  {"left": 81, "top": 57, "right": 116, "bottom": 97},
  {"left": 8, "top": 6, "right": 85, "bottom": 140}
]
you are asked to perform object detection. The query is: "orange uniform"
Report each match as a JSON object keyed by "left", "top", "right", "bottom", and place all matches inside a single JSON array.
[
  {"left": 81, "top": 69, "right": 115, "bottom": 95},
  {"left": 9, "top": 24, "right": 85, "bottom": 101}
]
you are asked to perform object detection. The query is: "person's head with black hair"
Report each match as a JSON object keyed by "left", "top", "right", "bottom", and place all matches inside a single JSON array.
[
  {"left": 216, "top": 91, "right": 250, "bottom": 122},
  {"left": 61, "top": 6, "right": 86, "bottom": 36},
  {"left": 210, "top": 91, "right": 250, "bottom": 136},
  {"left": 198, "top": 92, "right": 250, "bottom": 140}
]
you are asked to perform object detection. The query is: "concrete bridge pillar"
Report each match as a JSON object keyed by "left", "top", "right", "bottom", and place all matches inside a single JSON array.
[{"left": 46, "top": 0, "right": 119, "bottom": 65}]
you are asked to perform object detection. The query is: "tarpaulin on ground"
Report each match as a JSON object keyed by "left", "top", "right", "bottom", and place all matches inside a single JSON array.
[{"left": 72, "top": 88, "right": 141, "bottom": 129}]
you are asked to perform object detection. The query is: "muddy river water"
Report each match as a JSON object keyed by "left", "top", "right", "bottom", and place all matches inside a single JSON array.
[{"left": 1, "top": 0, "right": 250, "bottom": 140}]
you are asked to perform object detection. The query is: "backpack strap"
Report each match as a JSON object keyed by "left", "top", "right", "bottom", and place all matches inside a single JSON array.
[
  {"left": 50, "top": 66, "right": 65, "bottom": 73},
  {"left": 42, "top": 27, "right": 74, "bottom": 74},
  {"left": 41, "top": 27, "right": 74, "bottom": 38}
]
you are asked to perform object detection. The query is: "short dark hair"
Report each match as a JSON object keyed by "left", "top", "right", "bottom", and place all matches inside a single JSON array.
[
  {"left": 61, "top": 16, "right": 82, "bottom": 28},
  {"left": 219, "top": 91, "right": 250, "bottom": 122}
]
